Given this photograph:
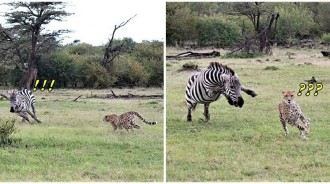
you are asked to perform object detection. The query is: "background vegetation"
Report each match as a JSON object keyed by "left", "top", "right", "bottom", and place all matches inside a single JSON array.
[
  {"left": 166, "top": 2, "right": 330, "bottom": 48},
  {"left": 0, "top": 39, "right": 163, "bottom": 88},
  {"left": 166, "top": 47, "right": 330, "bottom": 181},
  {"left": 0, "top": 2, "right": 163, "bottom": 89}
]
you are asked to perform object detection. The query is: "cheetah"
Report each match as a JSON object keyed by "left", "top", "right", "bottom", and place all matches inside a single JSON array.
[
  {"left": 278, "top": 90, "right": 311, "bottom": 139},
  {"left": 103, "top": 111, "right": 157, "bottom": 131}
]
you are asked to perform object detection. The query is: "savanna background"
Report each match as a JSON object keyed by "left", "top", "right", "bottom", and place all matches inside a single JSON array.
[
  {"left": 166, "top": 2, "right": 330, "bottom": 182},
  {"left": 0, "top": 2, "right": 163, "bottom": 181}
]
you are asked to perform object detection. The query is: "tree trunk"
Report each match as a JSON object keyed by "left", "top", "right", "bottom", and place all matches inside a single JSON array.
[{"left": 20, "top": 68, "right": 38, "bottom": 90}]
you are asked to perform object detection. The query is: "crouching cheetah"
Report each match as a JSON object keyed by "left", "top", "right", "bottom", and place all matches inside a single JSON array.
[
  {"left": 103, "top": 111, "right": 157, "bottom": 132},
  {"left": 278, "top": 91, "right": 311, "bottom": 139}
]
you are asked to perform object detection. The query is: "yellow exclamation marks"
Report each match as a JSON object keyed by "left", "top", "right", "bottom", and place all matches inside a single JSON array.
[
  {"left": 49, "top": 80, "right": 55, "bottom": 91},
  {"left": 33, "top": 80, "right": 39, "bottom": 91},
  {"left": 41, "top": 80, "right": 47, "bottom": 91}
]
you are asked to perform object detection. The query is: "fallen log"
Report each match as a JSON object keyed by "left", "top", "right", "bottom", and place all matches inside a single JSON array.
[
  {"left": 321, "top": 51, "right": 330, "bottom": 57},
  {"left": 104, "top": 93, "right": 163, "bottom": 99},
  {"left": 167, "top": 51, "right": 220, "bottom": 60},
  {"left": 73, "top": 95, "right": 83, "bottom": 101},
  {"left": 100, "top": 90, "right": 163, "bottom": 99},
  {"left": 0, "top": 93, "right": 9, "bottom": 100}
]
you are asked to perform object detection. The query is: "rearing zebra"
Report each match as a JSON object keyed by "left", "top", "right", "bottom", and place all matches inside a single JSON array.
[
  {"left": 185, "top": 62, "right": 257, "bottom": 121},
  {"left": 8, "top": 89, "right": 37, "bottom": 123}
]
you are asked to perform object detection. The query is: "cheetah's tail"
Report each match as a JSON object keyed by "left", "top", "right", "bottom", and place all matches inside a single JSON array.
[{"left": 132, "top": 111, "right": 157, "bottom": 125}]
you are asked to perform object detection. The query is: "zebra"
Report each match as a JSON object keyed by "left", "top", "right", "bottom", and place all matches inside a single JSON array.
[
  {"left": 185, "top": 62, "right": 257, "bottom": 122},
  {"left": 8, "top": 89, "right": 37, "bottom": 123}
]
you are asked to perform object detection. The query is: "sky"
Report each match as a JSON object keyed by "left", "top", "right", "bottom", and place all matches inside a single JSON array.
[{"left": 0, "top": 0, "right": 165, "bottom": 46}]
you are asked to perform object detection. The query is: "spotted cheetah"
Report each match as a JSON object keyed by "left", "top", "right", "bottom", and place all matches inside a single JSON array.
[
  {"left": 278, "top": 91, "right": 310, "bottom": 139},
  {"left": 103, "top": 111, "right": 157, "bottom": 131}
]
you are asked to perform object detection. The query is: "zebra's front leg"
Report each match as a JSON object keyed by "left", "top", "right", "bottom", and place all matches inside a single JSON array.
[
  {"left": 187, "top": 103, "right": 197, "bottom": 122},
  {"left": 241, "top": 87, "right": 258, "bottom": 97},
  {"left": 187, "top": 108, "right": 192, "bottom": 122},
  {"left": 19, "top": 111, "right": 30, "bottom": 123},
  {"left": 203, "top": 103, "right": 210, "bottom": 122}
]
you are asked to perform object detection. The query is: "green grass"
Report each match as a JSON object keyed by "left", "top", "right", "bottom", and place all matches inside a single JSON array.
[
  {"left": 166, "top": 47, "right": 330, "bottom": 181},
  {"left": 0, "top": 88, "right": 163, "bottom": 181}
]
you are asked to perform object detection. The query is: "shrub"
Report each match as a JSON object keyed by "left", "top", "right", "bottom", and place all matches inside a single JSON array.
[
  {"left": 264, "top": 66, "right": 279, "bottom": 70},
  {"left": 179, "top": 62, "right": 199, "bottom": 71},
  {"left": 68, "top": 43, "right": 95, "bottom": 55},
  {"left": 274, "top": 6, "right": 318, "bottom": 42},
  {"left": 113, "top": 55, "right": 149, "bottom": 87},
  {"left": 78, "top": 62, "right": 115, "bottom": 88},
  {"left": 0, "top": 119, "right": 20, "bottom": 146},
  {"left": 321, "top": 33, "right": 330, "bottom": 44},
  {"left": 196, "top": 16, "right": 241, "bottom": 47},
  {"left": 38, "top": 52, "right": 78, "bottom": 88},
  {"left": 133, "top": 41, "right": 164, "bottom": 87}
]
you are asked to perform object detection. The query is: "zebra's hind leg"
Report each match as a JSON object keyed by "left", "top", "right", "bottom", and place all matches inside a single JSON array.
[
  {"left": 203, "top": 103, "right": 210, "bottom": 122},
  {"left": 31, "top": 105, "right": 36, "bottom": 116}
]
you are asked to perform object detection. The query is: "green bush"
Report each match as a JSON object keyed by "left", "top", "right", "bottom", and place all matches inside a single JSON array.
[
  {"left": 274, "top": 6, "right": 318, "bottom": 42},
  {"left": 38, "top": 52, "right": 78, "bottom": 88},
  {"left": 78, "top": 62, "right": 115, "bottom": 88},
  {"left": 264, "top": 66, "right": 280, "bottom": 70},
  {"left": 321, "top": 33, "right": 330, "bottom": 44},
  {"left": 0, "top": 119, "right": 19, "bottom": 146},
  {"left": 133, "top": 41, "right": 164, "bottom": 87},
  {"left": 113, "top": 55, "right": 149, "bottom": 87},
  {"left": 196, "top": 16, "right": 241, "bottom": 47},
  {"left": 180, "top": 62, "right": 199, "bottom": 71},
  {"left": 166, "top": 4, "right": 198, "bottom": 46},
  {"left": 68, "top": 43, "right": 96, "bottom": 55}
]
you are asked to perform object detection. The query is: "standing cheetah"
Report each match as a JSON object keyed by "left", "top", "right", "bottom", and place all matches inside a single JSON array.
[
  {"left": 103, "top": 111, "right": 157, "bottom": 132},
  {"left": 278, "top": 91, "right": 310, "bottom": 139}
]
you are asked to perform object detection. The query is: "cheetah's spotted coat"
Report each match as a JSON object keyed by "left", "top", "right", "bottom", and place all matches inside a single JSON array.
[{"left": 278, "top": 91, "right": 310, "bottom": 139}]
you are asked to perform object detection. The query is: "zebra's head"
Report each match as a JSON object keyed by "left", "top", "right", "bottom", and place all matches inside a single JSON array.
[
  {"left": 8, "top": 89, "right": 19, "bottom": 113},
  {"left": 222, "top": 74, "right": 244, "bottom": 108}
]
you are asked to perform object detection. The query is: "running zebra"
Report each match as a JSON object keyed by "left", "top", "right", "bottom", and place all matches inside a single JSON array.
[
  {"left": 185, "top": 62, "right": 257, "bottom": 121},
  {"left": 8, "top": 89, "right": 37, "bottom": 123}
]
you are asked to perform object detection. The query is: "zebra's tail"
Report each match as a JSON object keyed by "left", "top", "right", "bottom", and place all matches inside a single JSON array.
[{"left": 132, "top": 111, "right": 157, "bottom": 125}]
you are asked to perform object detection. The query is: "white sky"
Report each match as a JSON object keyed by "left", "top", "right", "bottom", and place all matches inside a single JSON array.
[{"left": 0, "top": 0, "right": 165, "bottom": 46}]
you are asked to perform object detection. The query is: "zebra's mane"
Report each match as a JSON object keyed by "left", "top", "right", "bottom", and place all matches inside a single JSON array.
[{"left": 207, "top": 62, "right": 235, "bottom": 75}]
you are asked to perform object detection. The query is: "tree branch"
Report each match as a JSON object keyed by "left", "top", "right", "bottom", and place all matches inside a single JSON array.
[
  {"left": 101, "top": 14, "right": 137, "bottom": 67},
  {"left": 0, "top": 93, "right": 9, "bottom": 100}
]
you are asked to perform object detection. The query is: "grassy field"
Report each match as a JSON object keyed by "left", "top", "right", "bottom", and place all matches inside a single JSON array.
[
  {"left": 166, "top": 47, "right": 330, "bottom": 181},
  {"left": 0, "top": 88, "right": 164, "bottom": 181}
]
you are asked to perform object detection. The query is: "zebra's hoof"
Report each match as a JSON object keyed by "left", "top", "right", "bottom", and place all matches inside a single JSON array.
[{"left": 187, "top": 115, "right": 192, "bottom": 122}]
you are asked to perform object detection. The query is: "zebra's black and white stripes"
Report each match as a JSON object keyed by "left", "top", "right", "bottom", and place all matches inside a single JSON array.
[
  {"left": 8, "top": 89, "right": 36, "bottom": 123},
  {"left": 185, "top": 62, "right": 257, "bottom": 121}
]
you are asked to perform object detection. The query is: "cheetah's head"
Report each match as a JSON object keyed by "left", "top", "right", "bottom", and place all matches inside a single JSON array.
[{"left": 282, "top": 90, "right": 296, "bottom": 105}]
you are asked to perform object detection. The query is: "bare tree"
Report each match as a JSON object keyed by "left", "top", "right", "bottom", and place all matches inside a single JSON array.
[
  {"left": 101, "top": 14, "right": 137, "bottom": 68},
  {"left": 226, "top": 3, "right": 279, "bottom": 54}
]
